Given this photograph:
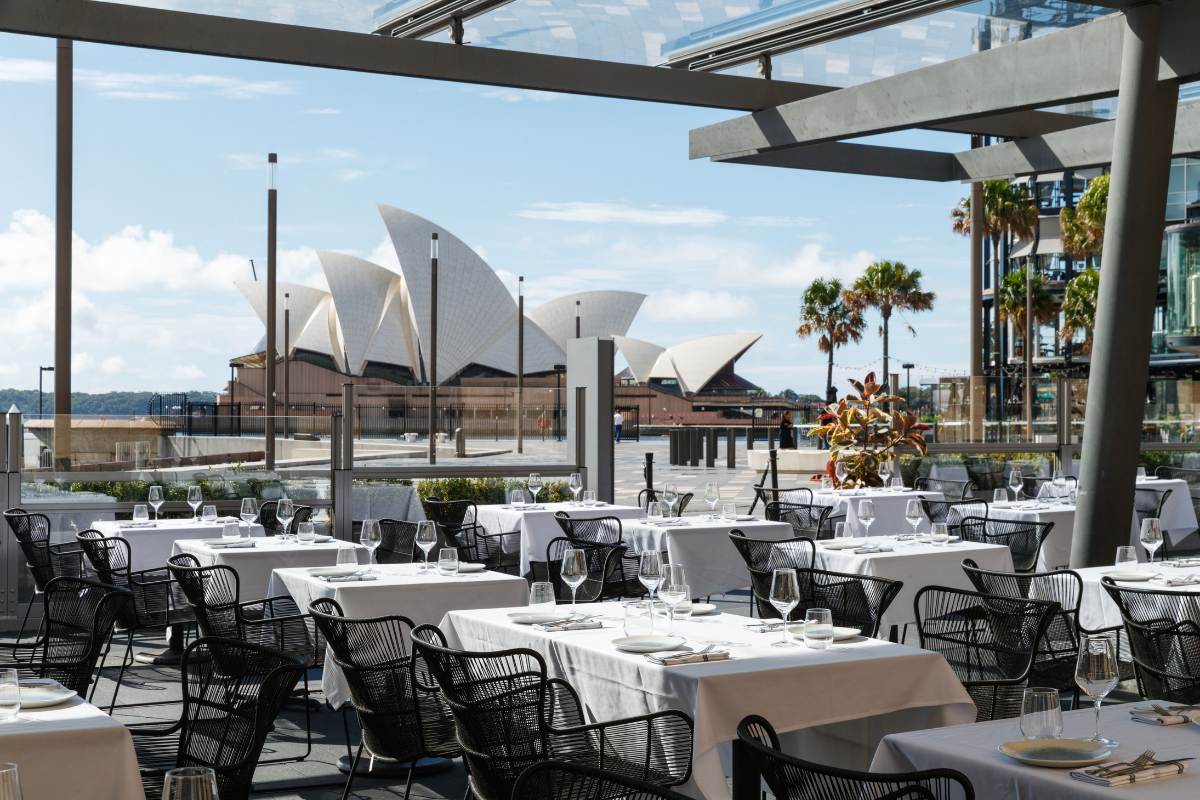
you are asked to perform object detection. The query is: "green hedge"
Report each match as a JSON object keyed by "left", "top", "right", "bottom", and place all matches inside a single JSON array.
[{"left": 415, "top": 478, "right": 570, "bottom": 511}]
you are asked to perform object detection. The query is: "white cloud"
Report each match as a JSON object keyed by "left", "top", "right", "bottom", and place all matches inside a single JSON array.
[
  {"left": 478, "top": 88, "right": 564, "bottom": 103},
  {"left": 716, "top": 242, "right": 875, "bottom": 289},
  {"left": 516, "top": 202, "right": 727, "bottom": 226},
  {"left": 171, "top": 365, "right": 206, "bottom": 379},
  {"left": 305, "top": 108, "right": 341, "bottom": 114},
  {"left": 339, "top": 169, "right": 368, "bottom": 183},
  {"left": 102, "top": 357, "right": 127, "bottom": 374},
  {"left": 366, "top": 235, "right": 401, "bottom": 273},
  {"left": 72, "top": 352, "right": 96, "bottom": 374},
  {"left": 644, "top": 290, "right": 756, "bottom": 322},
  {"left": 0, "top": 57, "right": 297, "bottom": 100},
  {"left": 741, "top": 215, "right": 817, "bottom": 228}
]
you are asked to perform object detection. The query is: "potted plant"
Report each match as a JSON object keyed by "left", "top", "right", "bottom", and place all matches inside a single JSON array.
[{"left": 809, "top": 372, "right": 931, "bottom": 488}]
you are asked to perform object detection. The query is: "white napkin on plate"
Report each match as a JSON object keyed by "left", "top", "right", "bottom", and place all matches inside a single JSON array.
[
  {"left": 1070, "top": 761, "right": 1188, "bottom": 786},
  {"left": 645, "top": 650, "right": 730, "bottom": 666},
  {"left": 1131, "top": 708, "right": 1200, "bottom": 725},
  {"left": 319, "top": 574, "right": 377, "bottom": 583},
  {"left": 1149, "top": 575, "right": 1200, "bottom": 587},
  {"left": 1161, "top": 558, "right": 1200, "bottom": 568},
  {"left": 532, "top": 619, "right": 602, "bottom": 632},
  {"left": 207, "top": 540, "right": 256, "bottom": 549},
  {"left": 118, "top": 522, "right": 157, "bottom": 529},
  {"left": 854, "top": 545, "right": 894, "bottom": 554}
]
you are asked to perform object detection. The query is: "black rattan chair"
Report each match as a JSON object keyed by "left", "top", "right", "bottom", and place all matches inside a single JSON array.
[
  {"left": 76, "top": 530, "right": 195, "bottom": 711},
  {"left": 1155, "top": 466, "right": 1200, "bottom": 533},
  {"left": 638, "top": 491, "right": 693, "bottom": 516},
  {"left": 257, "top": 501, "right": 313, "bottom": 536},
  {"left": 308, "top": 598, "right": 459, "bottom": 800},
  {"left": 753, "top": 487, "right": 815, "bottom": 509},
  {"left": 426, "top": 497, "right": 520, "bottom": 574},
  {"left": 802, "top": 568, "right": 902, "bottom": 639},
  {"left": 1100, "top": 578, "right": 1200, "bottom": 705},
  {"left": 3, "top": 508, "right": 88, "bottom": 642},
  {"left": 958, "top": 516, "right": 1054, "bottom": 573},
  {"left": 914, "top": 585, "right": 1061, "bottom": 721},
  {"left": 919, "top": 498, "right": 987, "bottom": 534},
  {"left": 1133, "top": 487, "right": 1173, "bottom": 559},
  {"left": 130, "top": 637, "right": 306, "bottom": 800},
  {"left": 376, "top": 518, "right": 420, "bottom": 564},
  {"left": 0, "top": 576, "right": 131, "bottom": 696},
  {"left": 764, "top": 501, "right": 834, "bottom": 540},
  {"left": 913, "top": 477, "right": 975, "bottom": 502},
  {"left": 553, "top": 513, "right": 643, "bottom": 597},
  {"left": 166, "top": 555, "right": 324, "bottom": 763},
  {"left": 410, "top": 625, "right": 694, "bottom": 800},
  {"left": 734, "top": 714, "right": 974, "bottom": 800},
  {"left": 546, "top": 537, "right": 627, "bottom": 603},
  {"left": 729, "top": 531, "right": 815, "bottom": 618},
  {"left": 514, "top": 762, "right": 692, "bottom": 800}
]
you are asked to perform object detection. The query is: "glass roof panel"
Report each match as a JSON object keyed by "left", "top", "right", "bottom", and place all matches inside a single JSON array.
[{"left": 94, "top": 1, "right": 382, "bottom": 33}]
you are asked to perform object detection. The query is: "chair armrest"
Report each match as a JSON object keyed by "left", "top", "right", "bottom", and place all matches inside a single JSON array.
[
  {"left": 547, "top": 710, "right": 694, "bottom": 785},
  {"left": 128, "top": 719, "right": 185, "bottom": 738},
  {"left": 128, "top": 568, "right": 173, "bottom": 588}
]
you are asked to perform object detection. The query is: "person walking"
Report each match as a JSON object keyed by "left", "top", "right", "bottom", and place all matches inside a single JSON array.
[
  {"left": 779, "top": 410, "right": 796, "bottom": 450},
  {"left": 614, "top": 410, "right": 624, "bottom": 442}
]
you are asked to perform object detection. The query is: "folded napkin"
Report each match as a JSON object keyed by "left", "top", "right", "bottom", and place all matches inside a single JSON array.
[
  {"left": 1149, "top": 575, "right": 1200, "bottom": 587},
  {"left": 1132, "top": 707, "right": 1200, "bottom": 725},
  {"left": 854, "top": 545, "right": 894, "bottom": 554},
  {"left": 318, "top": 574, "right": 377, "bottom": 583},
  {"left": 119, "top": 522, "right": 157, "bottom": 529},
  {"left": 1070, "top": 761, "right": 1188, "bottom": 786},
  {"left": 207, "top": 540, "right": 256, "bottom": 549},
  {"left": 645, "top": 650, "right": 730, "bottom": 666},
  {"left": 743, "top": 620, "right": 786, "bottom": 633},
  {"left": 1161, "top": 558, "right": 1200, "bottom": 568},
  {"left": 532, "top": 619, "right": 602, "bottom": 632}
]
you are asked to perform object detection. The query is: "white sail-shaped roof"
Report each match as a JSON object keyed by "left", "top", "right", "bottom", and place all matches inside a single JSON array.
[
  {"left": 235, "top": 281, "right": 327, "bottom": 359},
  {"left": 376, "top": 204, "right": 516, "bottom": 384},
  {"left": 316, "top": 250, "right": 400, "bottom": 376},
  {"left": 363, "top": 287, "right": 414, "bottom": 369},
  {"left": 471, "top": 315, "right": 566, "bottom": 376},
  {"left": 527, "top": 291, "right": 645, "bottom": 351},
  {"left": 667, "top": 333, "right": 761, "bottom": 393},
  {"left": 612, "top": 336, "right": 666, "bottom": 385},
  {"left": 293, "top": 295, "right": 348, "bottom": 372}
]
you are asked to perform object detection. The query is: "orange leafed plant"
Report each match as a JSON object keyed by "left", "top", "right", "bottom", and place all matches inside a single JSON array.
[{"left": 808, "top": 372, "right": 931, "bottom": 488}]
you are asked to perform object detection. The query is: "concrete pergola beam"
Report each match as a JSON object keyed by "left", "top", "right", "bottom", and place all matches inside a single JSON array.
[{"left": 690, "top": 3, "right": 1200, "bottom": 160}]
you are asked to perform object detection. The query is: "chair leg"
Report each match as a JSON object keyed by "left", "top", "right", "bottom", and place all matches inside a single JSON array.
[
  {"left": 108, "top": 629, "right": 135, "bottom": 715},
  {"left": 341, "top": 704, "right": 354, "bottom": 764},
  {"left": 13, "top": 599, "right": 34, "bottom": 644},
  {"left": 89, "top": 628, "right": 116, "bottom": 703},
  {"left": 403, "top": 763, "right": 415, "bottom": 800},
  {"left": 341, "top": 741, "right": 364, "bottom": 800}
]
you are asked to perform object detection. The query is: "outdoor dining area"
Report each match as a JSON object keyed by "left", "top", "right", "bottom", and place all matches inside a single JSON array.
[{"left": 1, "top": 458, "right": 1200, "bottom": 800}]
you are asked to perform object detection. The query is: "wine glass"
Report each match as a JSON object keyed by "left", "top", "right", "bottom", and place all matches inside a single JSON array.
[
  {"left": 1075, "top": 634, "right": 1120, "bottom": 746},
  {"left": 560, "top": 548, "right": 588, "bottom": 606},
  {"left": 1114, "top": 546, "right": 1138, "bottom": 569},
  {"left": 240, "top": 498, "right": 258, "bottom": 527},
  {"left": 879, "top": 461, "right": 893, "bottom": 487},
  {"left": 162, "top": 766, "right": 218, "bottom": 800},
  {"left": 834, "top": 461, "right": 847, "bottom": 486},
  {"left": 658, "top": 572, "right": 687, "bottom": 637},
  {"left": 415, "top": 520, "right": 437, "bottom": 571},
  {"left": 905, "top": 499, "right": 923, "bottom": 538},
  {"left": 569, "top": 472, "right": 582, "bottom": 505},
  {"left": 705, "top": 483, "right": 720, "bottom": 520},
  {"left": 528, "top": 473, "right": 543, "bottom": 506},
  {"left": 0, "top": 763, "right": 21, "bottom": 800},
  {"left": 857, "top": 500, "right": 875, "bottom": 544},
  {"left": 1019, "top": 688, "right": 1064, "bottom": 740},
  {"left": 638, "top": 552, "right": 663, "bottom": 633},
  {"left": 1008, "top": 467, "right": 1023, "bottom": 501},
  {"left": 148, "top": 485, "right": 164, "bottom": 521},
  {"left": 276, "top": 498, "right": 295, "bottom": 539},
  {"left": 133, "top": 505, "right": 149, "bottom": 524},
  {"left": 1140, "top": 518, "right": 1163, "bottom": 564},
  {"left": 187, "top": 486, "right": 203, "bottom": 520},
  {"left": 662, "top": 483, "right": 678, "bottom": 519},
  {"left": 769, "top": 569, "right": 800, "bottom": 647},
  {"left": 360, "top": 519, "right": 381, "bottom": 565},
  {"left": 1052, "top": 470, "right": 1067, "bottom": 501}
]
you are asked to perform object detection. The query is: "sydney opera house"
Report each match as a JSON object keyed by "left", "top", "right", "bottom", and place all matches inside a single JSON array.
[{"left": 225, "top": 205, "right": 764, "bottom": 414}]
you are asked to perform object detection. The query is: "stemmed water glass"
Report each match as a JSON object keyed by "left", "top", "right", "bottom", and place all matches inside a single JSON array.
[
  {"left": 858, "top": 500, "right": 875, "bottom": 544},
  {"left": 1075, "top": 634, "right": 1120, "bottom": 746},
  {"left": 162, "top": 766, "right": 218, "bottom": 800},
  {"left": 705, "top": 483, "right": 720, "bottom": 519},
  {"left": 560, "top": 548, "right": 588, "bottom": 606},
  {"left": 1008, "top": 466, "right": 1023, "bottom": 501},
  {"left": 905, "top": 499, "right": 923, "bottom": 539},
  {"left": 529, "top": 473, "right": 543, "bottom": 507},
  {"left": 569, "top": 472, "right": 582, "bottom": 505},
  {"left": 187, "top": 486, "right": 203, "bottom": 520},
  {"left": 638, "top": 552, "right": 663, "bottom": 633},
  {"left": 240, "top": 498, "right": 258, "bottom": 528},
  {"left": 361, "top": 519, "right": 381, "bottom": 565},
  {"left": 1052, "top": 470, "right": 1067, "bottom": 500},
  {"left": 662, "top": 483, "right": 679, "bottom": 520},
  {"left": 1140, "top": 518, "right": 1163, "bottom": 564},
  {"left": 415, "top": 521, "right": 437, "bottom": 571},
  {"left": 0, "top": 763, "right": 21, "bottom": 800},
  {"left": 769, "top": 569, "right": 799, "bottom": 647},
  {"left": 277, "top": 498, "right": 295, "bottom": 539},
  {"left": 879, "top": 461, "right": 893, "bottom": 488},
  {"left": 659, "top": 565, "right": 688, "bottom": 637},
  {"left": 834, "top": 461, "right": 847, "bottom": 487},
  {"left": 148, "top": 485, "right": 164, "bottom": 521}
]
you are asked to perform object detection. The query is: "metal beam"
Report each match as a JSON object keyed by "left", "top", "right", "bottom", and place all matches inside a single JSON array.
[
  {"left": 714, "top": 142, "right": 957, "bottom": 182},
  {"left": 0, "top": 0, "right": 829, "bottom": 112},
  {"left": 690, "top": 3, "right": 1200, "bottom": 159}
]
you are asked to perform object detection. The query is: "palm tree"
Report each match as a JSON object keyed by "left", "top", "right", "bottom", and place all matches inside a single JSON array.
[
  {"left": 797, "top": 279, "right": 865, "bottom": 403},
  {"left": 1060, "top": 175, "right": 1108, "bottom": 264},
  {"left": 998, "top": 267, "right": 1055, "bottom": 356},
  {"left": 846, "top": 260, "right": 935, "bottom": 388},
  {"left": 1061, "top": 268, "right": 1100, "bottom": 354},
  {"left": 950, "top": 179, "right": 1039, "bottom": 254}
]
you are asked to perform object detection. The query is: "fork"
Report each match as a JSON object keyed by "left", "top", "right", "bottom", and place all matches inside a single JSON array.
[{"left": 1088, "top": 750, "right": 1156, "bottom": 778}]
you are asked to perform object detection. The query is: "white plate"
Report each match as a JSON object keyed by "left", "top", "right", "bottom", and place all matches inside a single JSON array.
[
  {"left": 458, "top": 563, "right": 486, "bottom": 573},
  {"left": 653, "top": 602, "right": 717, "bottom": 616},
  {"left": 997, "top": 739, "right": 1111, "bottom": 768},
  {"left": 820, "top": 540, "right": 864, "bottom": 550},
  {"left": 785, "top": 625, "right": 861, "bottom": 641},
  {"left": 1140, "top": 476, "right": 1160, "bottom": 481},
  {"left": 314, "top": 535, "right": 334, "bottom": 543},
  {"left": 735, "top": 515, "right": 758, "bottom": 522},
  {"left": 1102, "top": 570, "right": 1156, "bottom": 582},
  {"left": 508, "top": 611, "right": 572, "bottom": 625},
  {"left": 914, "top": 535, "right": 961, "bottom": 543},
  {"left": 307, "top": 566, "right": 360, "bottom": 577},
  {"left": 612, "top": 635, "right": 686, "bottom": 653},
  {"left": 19, "top": 685, "right": 78, "bottom": 709}
]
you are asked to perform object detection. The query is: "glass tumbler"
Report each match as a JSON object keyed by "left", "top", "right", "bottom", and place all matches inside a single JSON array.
[
  {"left": 0, "top": 670, "right": 19, "bottom": 723},
  {"left": 1020, "top": 688, "right": 1064, "bottom": 740}
]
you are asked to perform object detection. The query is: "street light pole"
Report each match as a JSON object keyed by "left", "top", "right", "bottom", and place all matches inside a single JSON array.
[
  {"left": 902, "top": 363, "right": 914, "bottom": 410},
  {"left": 54, "top": 38, "right": 72, "bottom": 469},
  {"left": 517, "top": 276, "right": 524, "bottom": 454},
  {"left": 284, "top": 292, "right": 290, "bottom": 440},
  {"left": 39, "top": 366, "right": 54, "bottom": 419},
  {"left": 575, "top": 300, "right": 580, "bottom": 338},
  {"left": 429, "top": 233, "right": 438, "bottom": 465},
  {"left": 265, "top": 153, "right": 277, "bottom": 471}
]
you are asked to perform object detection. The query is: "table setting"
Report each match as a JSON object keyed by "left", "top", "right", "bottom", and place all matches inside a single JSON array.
[
  {"left": 89, "top": 500, "right": 266, "bottom": 571},
  {"left": 1074, "top": 544, "right": 1200, "bottom": 631},
  {"left": 811, "top": 487, "right": 944, "bottom": 538}
]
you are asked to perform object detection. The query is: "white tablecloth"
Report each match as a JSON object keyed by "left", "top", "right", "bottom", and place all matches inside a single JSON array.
[
  {"left": 813, "top": 540, "right": 1015, "bottom": 630},
  {"left": 872, "top": 701, "right": 1200, "bottom": 798},
  {"left": 441, "top": 604, "right": 976, "bottom": 800},
  {"left": 471, "top": 502, "right": 645, "bottom": 577},
  {"left": 269, "top": 563, "right": 528, "bottom": 707},
  {"left": 1075, "top": 564, "right": 1200, "bottom": 630},
  {"left": 624, "top": 518, "right": 793, "bottom": 598},
  {"left": 172, "top": 538, "right": 368, "bottom": 602},
  {"left": 352, "top": 484, "right": 426, "bottom": 522},
  {"left": 89, "top": 518, "right": 265, "bottom": 572},
  {"left": 811, "top": 489, "right": 945, "bottom": 537},
  {"left": 0, "top": 697, "right": 146, "bottom": 800}
]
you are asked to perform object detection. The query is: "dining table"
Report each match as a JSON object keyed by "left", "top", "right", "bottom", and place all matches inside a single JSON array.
[
  {"left": 171, "top": 537, "right": 370, "bottom": 601},
  {"left": 440, "top": 603, "right": 977, "bottom": 800},
  {"left": 623, "top": 517, "right": 793, "bottom": 598},
  {"left": 268, "top": 562, "right": 529, "bottom": 708},
  {"left": 810, "top": 488, "right": 945, "bottom": 537},
  {"left": 470, "top": 501, "right": 645, "bottom": 577},
  {"left": 1074, "top": 561, "right": 1200, "bottom": 631},
  {"left": 872, "top": 700, "right": 1200, "bottom": 798},
  {"left": 0, "top": 696, "right": 146, "bottom": 800},
  {"left": 88, "top": 517, "right": 265, "bottom": 571}
]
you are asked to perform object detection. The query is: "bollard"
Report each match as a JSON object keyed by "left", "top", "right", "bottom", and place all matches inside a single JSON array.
[
  {"left": 769, "top": 448, "right": 779, "bottom": 491},
  {"left": 690, "top": 429, "right": 700, "bottom": 468},
  {"left": 670, "top": 429, "right": 678, "bottom": 465},
  {"left": 726, "top": 427, "right": 736, "bottom": 469},
  {"left": 644, "top": 452, "right": 654, "bottom": 493},
  {"left": 767, "top": 426, "right": 775, "bottom": 451},
  {"left": 747, "top": 425, "right": 754, "bottom": 450},
  {"left": 455, "top": 427, "right": 466, "bottom": 458},
  {"left": 705, "top": 428, "right": 716, "bottom": 469}
]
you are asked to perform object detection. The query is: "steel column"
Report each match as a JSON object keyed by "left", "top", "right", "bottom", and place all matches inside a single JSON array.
[
  {"left": 706, "top": 428, "right": 716, "bottom": 469},
  {"left": 1072, "top": 3, "right": 1179, "bottom": 568},
  {"left": 517, "top": 277, "right": 524, "bottom": 454},
  {"left": 969, "top": 152, "right": 985, "bottom": 442},
  {"left": 265, "top": 154, "right": 277, "bottom": 471},
  {"left": 53, "top": 38, "right": 71, "bottom": 470},
  {"left": 429, "top": 234, "right": 438, "bottom": 464}
]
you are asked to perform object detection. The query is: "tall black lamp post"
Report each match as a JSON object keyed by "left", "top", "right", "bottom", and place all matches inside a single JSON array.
[
  {"left": 902, "top": 363, "right": 915, "bottom": 410},
  {"left": 39, "top": 366, "right": 54, "bottom": 418}
]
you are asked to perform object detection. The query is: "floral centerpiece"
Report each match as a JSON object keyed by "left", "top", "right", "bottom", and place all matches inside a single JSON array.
[{"left": 809, "top": 372, "right": 930, "bottom": 488}]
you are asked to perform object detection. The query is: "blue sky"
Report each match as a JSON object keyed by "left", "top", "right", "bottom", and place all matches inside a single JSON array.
[{"left": 0, "top": 27, "right": 973, "bottom": 398}]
